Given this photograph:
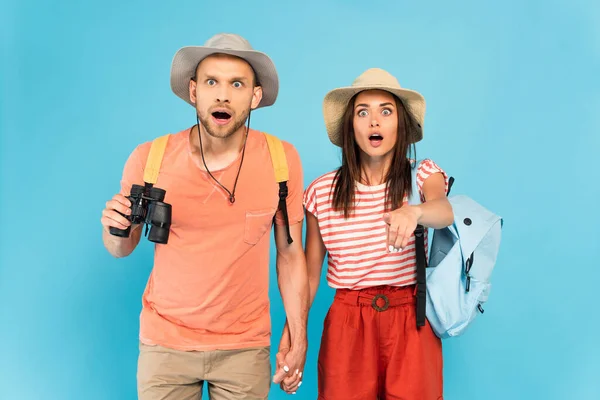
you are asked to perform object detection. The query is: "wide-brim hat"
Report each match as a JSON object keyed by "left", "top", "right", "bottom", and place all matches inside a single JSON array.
[
  {"left": 170, "top": 33, "right": 279, "bottom": 109},
  {"left": 323, "top": 68, "right": 425, "bottom": 146}
]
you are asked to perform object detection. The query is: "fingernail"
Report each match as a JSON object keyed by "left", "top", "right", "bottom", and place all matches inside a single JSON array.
[
  {"left": 292, "top": 392, "right": 296, "bottom": 395},
  {"left": 295, "top": 369, "right": 299, "bottom": 375},
  {"left": 299, "top": 372, "right": 302, "bottom": 378},
  {"left": 298, "top": 381, "right": 302, "bottom": 387},
  {"left": 389, "top": 245, "right": 394, "bottom": 252},
  {"left": 283, "top": 366, "right": 289, "bottom": 372}
]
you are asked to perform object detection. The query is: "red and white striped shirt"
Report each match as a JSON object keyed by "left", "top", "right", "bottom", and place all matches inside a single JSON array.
[{"left": 303, "top": 159, "right": 449, "bottom": 289}]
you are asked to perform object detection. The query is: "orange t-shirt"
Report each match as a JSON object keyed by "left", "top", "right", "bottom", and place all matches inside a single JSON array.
[{"left": 119, "top": 127, "right": 304, "bottom": 351}]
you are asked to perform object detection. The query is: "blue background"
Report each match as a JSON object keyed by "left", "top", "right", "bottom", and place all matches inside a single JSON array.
[{"left": 2, "top": 0, "right": 599, "bottom": 399}]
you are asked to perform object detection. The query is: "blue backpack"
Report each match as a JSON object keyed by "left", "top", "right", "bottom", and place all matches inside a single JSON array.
[{"left": 408, "top": 160, "right": 504, "bottom": 339}]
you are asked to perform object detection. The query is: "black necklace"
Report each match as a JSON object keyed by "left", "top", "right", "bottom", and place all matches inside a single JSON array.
[{"left": 196, "top": 112, "right": 251, "bottom": 204}]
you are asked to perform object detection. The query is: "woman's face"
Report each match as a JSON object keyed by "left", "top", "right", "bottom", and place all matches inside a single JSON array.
[{"left": 352, "top": 90, "right": 399, "bottom": 161}]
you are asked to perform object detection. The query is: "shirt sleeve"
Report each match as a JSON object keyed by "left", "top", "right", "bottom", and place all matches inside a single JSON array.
[
  {"left": 416, "top": 159, "right": 449, "bottom": 202},
  {"left": 302, "top": 178, "right": 319, "bottom": 219},
  {"left": 274, "top": 141, "right": 305, "bottom": 226},
  {"left": 118, "top": 143, "right": 150, "bottom": 197}
]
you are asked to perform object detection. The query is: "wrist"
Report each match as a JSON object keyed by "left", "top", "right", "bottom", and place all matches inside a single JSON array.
[
  {"left": 291, "top": 337, "right": 308, "bottom": 352},
  {"left": 412, "top": 205, "right": 424, "bottom": 222},
  {"left": 290, "top": 329, "right": 308, "bottom": 347}
]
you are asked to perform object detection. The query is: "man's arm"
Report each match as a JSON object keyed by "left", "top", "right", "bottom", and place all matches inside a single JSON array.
[
  {"left": 270, "top": 141, "right": 309, "bottom": 392},
  {"left": 272, "top": 221, "right": 309, "bottom": 389},
  {"left": 101, "top": 212, "right": 143, "bottom": 258},
  {"left": 101, "top": 144, "right": 146, "bottom": 258},
  {"left": 274, "top": 221, "right": 309, "bottom": 352}
]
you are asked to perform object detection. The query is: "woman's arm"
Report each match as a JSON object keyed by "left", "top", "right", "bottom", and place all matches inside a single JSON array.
[
  {"left": 414, "top": 172, "right": 454, "bottom": 229},
  {"left": 384, "top": 172, "right": 454, "bottom": 251},
  {"left": 305, "top": 211, "right": 327, "bottom": 307}
]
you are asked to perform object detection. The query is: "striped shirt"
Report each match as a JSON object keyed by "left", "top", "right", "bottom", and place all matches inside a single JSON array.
[{"left": 303, "top": 159, "right": 448, "bottom": 289}]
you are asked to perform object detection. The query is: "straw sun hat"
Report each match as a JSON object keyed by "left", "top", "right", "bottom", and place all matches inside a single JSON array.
[{"left": 323, "top": 68, "right": 426, "bottom": 146}]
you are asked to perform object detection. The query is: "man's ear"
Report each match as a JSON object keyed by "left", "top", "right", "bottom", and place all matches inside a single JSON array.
[
  {"left": 189, "top": 79, "right": 197, "bottom": 105},
  {"left": 250, "top": 86, "right": 263, "bottom": 110}
]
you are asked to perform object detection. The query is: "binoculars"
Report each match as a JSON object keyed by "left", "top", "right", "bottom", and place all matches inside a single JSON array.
[{"left": 109, "top": 184, "right": 172, "bottom": 244}]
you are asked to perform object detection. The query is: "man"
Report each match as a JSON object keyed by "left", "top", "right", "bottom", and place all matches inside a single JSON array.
[{"left": 100, "top": 33, "right": 308, "bottom": 399}]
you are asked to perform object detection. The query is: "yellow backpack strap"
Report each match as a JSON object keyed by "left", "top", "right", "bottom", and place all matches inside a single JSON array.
[
  {"left": 264, "top": 132, "right": 289, "bottom": 183},
  {"left": 264, "top": 132, "right": 293, "bottom": 244},
  {"left": 143, "top": 134, "right": 170, "bottom": 185}
]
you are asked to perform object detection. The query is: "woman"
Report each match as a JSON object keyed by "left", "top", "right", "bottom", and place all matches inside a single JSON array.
[{"left": 300, "top": 68, "right": 453, "bottom": 399}]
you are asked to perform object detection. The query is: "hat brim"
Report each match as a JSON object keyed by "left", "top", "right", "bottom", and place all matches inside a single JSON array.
[
  {"left": 323, "top": 85, "right": 425, "bottom": 147},
  {"left": 170, "top": 46, "right": 279, "bottom": 109}
]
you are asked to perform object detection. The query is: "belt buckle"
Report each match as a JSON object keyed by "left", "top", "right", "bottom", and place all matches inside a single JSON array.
[{"left": 372, "top": 294, "right": 389, "bottom": 312}]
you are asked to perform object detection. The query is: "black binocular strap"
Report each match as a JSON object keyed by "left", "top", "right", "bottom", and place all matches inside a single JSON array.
[{"left": 414, "top": 224, "right": 427, "bottom": 328}]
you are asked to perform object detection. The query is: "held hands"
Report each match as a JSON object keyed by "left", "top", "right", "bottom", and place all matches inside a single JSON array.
[
  {"left": 273, "top": 323, "right": 306, "bottom": 395},
  {"left": 383, "top": 205, "right": 423, "bottom": 253}
]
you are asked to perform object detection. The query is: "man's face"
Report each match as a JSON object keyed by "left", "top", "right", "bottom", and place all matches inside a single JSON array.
[{"left": 189, "top": 54, "right": 263, "bottom": 139}]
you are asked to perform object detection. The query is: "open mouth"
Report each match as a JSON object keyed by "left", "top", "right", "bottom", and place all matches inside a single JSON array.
[
  {"left": 369, "top": 133, "right": 383, "bottom": 142},
  {"left": 211, "top": 110, "right": 232, "bottom": 124}
]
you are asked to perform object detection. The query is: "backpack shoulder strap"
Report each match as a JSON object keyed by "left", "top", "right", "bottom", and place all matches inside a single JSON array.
[
  {"left": 264, "top": 132, "right": 290, "bottom": 183},
  {"left": 263, "top": 132, "right": 293, "bottom": 244},
  {"left": 143, "top": 134, "right": 170, "bottom": 185},
  {"left": 409, "top": 159, "right": 427, "bottom": 328}
]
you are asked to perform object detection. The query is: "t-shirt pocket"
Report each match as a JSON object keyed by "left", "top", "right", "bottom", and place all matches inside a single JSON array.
[{"left": 244, "top": 207, "right": 277, "bottom": 245}]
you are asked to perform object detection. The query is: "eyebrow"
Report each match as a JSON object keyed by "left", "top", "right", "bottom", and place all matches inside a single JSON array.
[
  {"left": 202, "top": 74, "right": 250, "bottom": 83},
  {"left": 355, "top": 102, "right": 395, "bottom": 108}
]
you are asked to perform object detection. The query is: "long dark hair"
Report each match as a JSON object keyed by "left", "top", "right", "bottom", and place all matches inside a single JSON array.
[{"left": 332, "top": 93, "right": 417, "bottom": 218}]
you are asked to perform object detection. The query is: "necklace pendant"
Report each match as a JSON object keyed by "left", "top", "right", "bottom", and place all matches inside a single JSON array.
[{"left": 229, "top": 195, "right": 235, "bottom": 204}]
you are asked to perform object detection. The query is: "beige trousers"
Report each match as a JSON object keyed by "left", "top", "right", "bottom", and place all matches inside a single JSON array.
[{"left": 137, "top": 342, "right": 271, "bottom": 400}]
